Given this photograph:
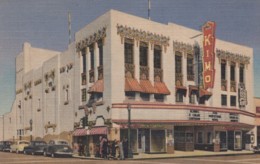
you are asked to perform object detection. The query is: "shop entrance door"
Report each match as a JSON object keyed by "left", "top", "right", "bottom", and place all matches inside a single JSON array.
[
  {"left": 138, "top": 129, "right": 150, "bottom": 153},
  {"left": 220, "top": 131, "right": 227, "bottom": 151}
]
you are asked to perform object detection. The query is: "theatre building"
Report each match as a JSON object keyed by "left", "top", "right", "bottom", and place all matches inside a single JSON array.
[
  {"left": 0, "top": 10, "right": 256, "bottom": 155},
  {"left": 75, "top": 10, "right": 255, "bottom": 154}
]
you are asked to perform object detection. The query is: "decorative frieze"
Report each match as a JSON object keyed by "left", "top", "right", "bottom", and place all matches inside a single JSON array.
[
  {"left": 76, "top": 27, "right": 106, "bottom": 51},
  {"left": 34, "top": 79, "right": 42, "bottom": 86},
  {"left": 173, "top": 40, "right": 194, "bottom": 54},
  {"left": 117, "top": 24, "right": 170, "bottom": 51},
  {"left": 216, "top": 49, "right": 250, "bottom": 64},
  {"left": 60, "top": 63, "right": 73, "bottom": 74},
  {"left": 44, "top": 69, "right": 56, "bottom": 92}
]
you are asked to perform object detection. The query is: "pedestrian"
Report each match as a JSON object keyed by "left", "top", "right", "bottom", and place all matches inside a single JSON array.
[
  {"left": 99, "top": 136, "right": 103, "bottom": 158},
  {"left": 111, "top": 139, "right": 116, "bottom": 159},
  {"left": 119, "top": 139, "right": 124, "bottom": 160},
  {"left": 123, "top": 138, "right": 128, "bottom": 159},
  {"left": 102, "top": 137, "right": 108, "bottom": 159}
]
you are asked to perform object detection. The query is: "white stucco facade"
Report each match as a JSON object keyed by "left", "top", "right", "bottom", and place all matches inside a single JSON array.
[{"left": 0, "top": 10, "right": 256, "bottom": 153}]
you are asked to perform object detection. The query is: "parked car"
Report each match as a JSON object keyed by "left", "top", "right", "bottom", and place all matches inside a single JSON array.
[
  {"left": 0, "top": 141, "right": 13, "bottom": 152},
  {"left": 23, "top": 141, "right": 47, "bottom": 155},
  {"left": 253, "top": 145, "right": 260, "bottom": 153},
  {"left": 43, "top": 140, "right": 73, "bottom": 158},
  {"left": 10, "top": 140, "right": 30, "bottom": 153}
]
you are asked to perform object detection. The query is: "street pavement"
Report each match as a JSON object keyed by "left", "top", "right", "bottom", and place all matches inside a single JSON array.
[{"left": 1, "top": 151, "right": 260, "bottom": 164}]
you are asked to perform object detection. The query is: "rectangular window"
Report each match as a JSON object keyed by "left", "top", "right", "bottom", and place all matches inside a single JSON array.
[
  {"left": 230, "top": 96, "right": 236, "bottom": 107},
  {"left": 98, "top": 40, "right": 103, "bottom": 66},
  {"left": 230, "top": 62, "right": 235, "bottom": 81},
  {"left": 82, "top": 49, "right": 86, "bottom": 73},
  {"left": 239, "top": 64, "right": 244, "bottom": 83},
  {"left": 175, "top": 52, "right": 182, "bottom": 74},
  {"left": 187, "top": 54, "right": 194, "bottom": 81},
  {"left": 207, "top": 132, "right": 213, "bottom": 144},
  {"left": 154, "top": 94, "right": 164, "bottom": 102},
  {"left": 140, "top": 93, "right": 150, "bottom": 101},
  {"left": 154, "top": 45, "right": 161, "bottom": 68},
  {"left": 189, "top": 93, "right": 196, "bottom": 104},
  {"left": 221, "top": 94, "right": 227, "bottom": 106},
  {"left": 140, "top": 42, "right": 148, "bottom": 66},
  {"left": 197, "top": 132, "right": 203, "bottom": 144},
  {"left": 176, "top": 91, "right": 184, "bottom": 102},
  {"left": 221, "top": 60, "right": 226, "bottom": 80},
  {"left": 81, "top": 89, "right": 86, "bottom": 102},
  {"left": 125, "top": 92, "right": 135, "bottom": 100},
  {"left": 90, "top": 44, "right": 95, "bottom": 69},
  {"left": 124, "top": 38, "right": 134, "bottom": 64}
]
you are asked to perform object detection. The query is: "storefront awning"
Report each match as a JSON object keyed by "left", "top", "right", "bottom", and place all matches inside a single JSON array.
[
  {"left": 89, "top": 126, "right": 108, "bottom": 135},
  {"left": 199, "top": 88, "right": 212, "bottom": 98},
  {"left": 154, "top": 82, "right": 170, "bottom": 95},
  {"left": 72, "top": 128, "right": 89, "bottom": 136},
  {"left": 139, "top": 80, "right": 158, "bottom": 94},
  {"left": 88, "top": 79, "right": 104, "bottom": 93},
  {"left": 125, "top": 78, "right": 143, "bottom": 92},
  {"left": 176, "top": 85, "right": 187, "bottom": 95}
]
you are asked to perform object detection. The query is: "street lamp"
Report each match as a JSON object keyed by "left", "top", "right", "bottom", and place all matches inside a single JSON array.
[
  {"left": 84, "top": 107, "right": 90, "bottom": 157},
  {"left": 29, "top": 119, "right": 33, "bottom": 141},
  {"left": 127, "top": 103, "right": 133, "bottom": 158}
]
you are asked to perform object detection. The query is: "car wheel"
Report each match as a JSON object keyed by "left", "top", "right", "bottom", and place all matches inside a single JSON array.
[
  {"left": 31, "top": 152, "right": 34, "bottom": 155},
  {"left": 51, "top": 153, "right": 55, "bottom": 158}
]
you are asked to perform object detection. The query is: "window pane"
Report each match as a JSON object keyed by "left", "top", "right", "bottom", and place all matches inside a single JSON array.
[
  {"left": 221, "top": 60, "right": 226, "bottom": 80},
  {"left": 230, "top": 96, "right": 236, "bottom": 106},
  {"left": 140, "top": 42, "right": 148, "bottom": 66},
  {"left": 221, "top": 94, "right": 227, "bottom": 106},
  {"left": 154, "top": 48, "right": 161, "bottom": 68},
  {"left": 124, "top": 40, "right": 134, "bottom": 64}
]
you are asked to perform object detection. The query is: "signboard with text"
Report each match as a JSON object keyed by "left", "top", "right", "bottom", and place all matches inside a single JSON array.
[{"left": 202, "top": 21, "right": 216, "bottom": 89}]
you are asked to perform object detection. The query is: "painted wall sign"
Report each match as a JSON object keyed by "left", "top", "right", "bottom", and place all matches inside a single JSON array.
[{"left": 202, "top": 21, "right": 216, "bottom": 89}]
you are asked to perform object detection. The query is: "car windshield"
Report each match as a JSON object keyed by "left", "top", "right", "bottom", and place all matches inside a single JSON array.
[
  {"left": 57, "top": 141, "right": 68, "bottom": 145},
  {"left": 34, "top": 142, "right": 46, "bottom": 146}
]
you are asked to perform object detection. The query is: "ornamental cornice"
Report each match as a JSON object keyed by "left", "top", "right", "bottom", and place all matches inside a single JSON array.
[
  {"left": 173, "top": 40, "right": 194, "bottom": 54},
  {"left": 76, "top": 27, "right": 106, "bottom": 51},
  {"left": 117, "top": 24, "right": 170, "bottom": 47},
  {"left": 216, "top": 49, "right": 250, "bottom": 64}
]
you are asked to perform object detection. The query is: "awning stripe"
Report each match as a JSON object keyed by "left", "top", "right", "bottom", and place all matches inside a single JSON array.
[
  {"left": 154, "top": 82, "right": 170, "bottom": 95},
  {"left": 125, "top": 78, "right": 143, "bottom": 92},
  {"left": 89, "top": 127, "right": 108, "bottom": 135},
  {"left": 139, "top": 80, "right": 158, "bottom": 94},
  {"left": 72, "top": 129, "right": 89, "bottom": 136}
]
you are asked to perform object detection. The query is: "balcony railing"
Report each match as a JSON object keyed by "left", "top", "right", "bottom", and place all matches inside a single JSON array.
[
  {"left": 230, "top": 80, "right": 236, "bottom": 92},
  {"left": 175, "top": 73, "right": 183, "bottom": 86},
  {"left": 81, "top": 72, "right": 87, "bottom": 85},
  {"left": 89, "top": 69, "right": 95, "bottom": 83},
  {"left": 125, "top": 63, "right": 135, "bottom": 78},
  {"left": 140, "top": 66, "right": 149, "bottom": 80},
  {"left": 221, "top": 79, "right": 227, "bottom": 91},
  {"left": 154, "top": 68, "right": 163, "bottom": 82},
  {"left": 98, "top": 65, "right": 103, "bottom": 80}
]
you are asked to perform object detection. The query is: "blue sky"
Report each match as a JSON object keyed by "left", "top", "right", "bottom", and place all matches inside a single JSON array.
[{"left": 0, "top": 0, "right": 260, "bottom": 115}]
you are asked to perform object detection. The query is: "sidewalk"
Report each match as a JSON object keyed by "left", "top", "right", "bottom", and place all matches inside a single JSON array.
[{"left": 73, "top": 150, "right": 254, "bottom": 160}]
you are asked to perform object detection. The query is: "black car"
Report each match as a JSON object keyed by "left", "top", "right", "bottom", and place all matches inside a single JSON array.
[
  {"left": 23, "top": 141, "right": 47, "bottom": 155},
  {"left": 0, "top": 141, "right": 13, "bottom": 152},
  {"left": 253, "top": 145, "right": 260, "bottom": 153},
  {"left": 43, "top": 145, "right": 73, "bottom": 158}
]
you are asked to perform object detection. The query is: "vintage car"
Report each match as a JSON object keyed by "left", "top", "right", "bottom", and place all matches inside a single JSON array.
[
  {"left": 23, "top": 141, "right": 47, "bottom": 155},
  {"left": 10, "top": 140, "right": 30, "bottom": 153},
  {"left": 253, "top": 145, "right": 260, "bottom": 153},
  {"left": 43, "top": 140, "right": 73, "bottom": 158},
  {"left": 0, "top": 141, "right": 13, "bottom": 152}
]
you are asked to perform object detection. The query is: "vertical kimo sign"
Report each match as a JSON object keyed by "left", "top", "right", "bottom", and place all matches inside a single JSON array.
[{"left": 202, "top": 21, "right": 216, "bottom": 89}]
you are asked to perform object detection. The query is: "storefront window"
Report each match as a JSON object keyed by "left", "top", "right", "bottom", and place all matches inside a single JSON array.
[
  {"left": 197, "top": 132, "right": 203, "bottom": 144},
  {"left": 207, "top": 132, "right": 213, "bottom": 144},
  {"left": 186, "top": 132, "right": 193, "bottom": 143},
  {"left": 234, "top": 131, "right": 242, "bottom": 149}
]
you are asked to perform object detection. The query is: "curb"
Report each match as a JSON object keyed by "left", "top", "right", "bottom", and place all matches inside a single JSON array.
[{"left": 73, "top": 152, "right": 254, "bottom": 160}]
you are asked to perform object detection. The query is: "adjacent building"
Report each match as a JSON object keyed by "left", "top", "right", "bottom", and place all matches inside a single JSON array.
[{"left": 0, "top": 10, "right": 256, "bottom": 155}]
